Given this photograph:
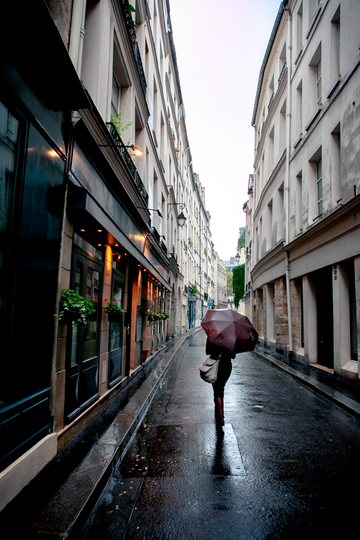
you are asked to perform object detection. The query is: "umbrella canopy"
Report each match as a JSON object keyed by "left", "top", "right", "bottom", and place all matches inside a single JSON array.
[{"left": 201, "top": 308, "right": 258, "bottom": 357}]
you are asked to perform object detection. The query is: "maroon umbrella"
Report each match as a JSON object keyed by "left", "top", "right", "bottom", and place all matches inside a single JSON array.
[{"left": 201, "top": 308, "right": 258, "bottom": 357}]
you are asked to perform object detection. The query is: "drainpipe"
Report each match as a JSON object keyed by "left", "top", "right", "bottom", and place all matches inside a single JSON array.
[{"left": 284, "top": 5, "right": 293, "bottom": 355}]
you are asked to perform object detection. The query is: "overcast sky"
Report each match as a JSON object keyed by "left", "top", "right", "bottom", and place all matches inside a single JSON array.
[{"left": 169, "top": 0, "right": 282, "bottom": 260}]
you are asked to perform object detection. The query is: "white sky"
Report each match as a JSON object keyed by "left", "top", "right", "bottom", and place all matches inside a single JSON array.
[{"left": 169, "top": 0, "right": 281, "bottom": 260}]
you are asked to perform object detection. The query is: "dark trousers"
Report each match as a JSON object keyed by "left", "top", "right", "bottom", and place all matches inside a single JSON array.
[{"left": 212, "top": 358, "right": 232, "bottom": 399}]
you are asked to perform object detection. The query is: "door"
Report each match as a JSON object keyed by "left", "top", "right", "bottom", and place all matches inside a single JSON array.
[
  {"left": 315, "top": 269, "right": 333, "bottom": 368},
  {"left": 108, "top": 273, "right": 124, "bottom": 387},
  {"left": 65, "top": 249, "right": 102, "bottom": 422}
]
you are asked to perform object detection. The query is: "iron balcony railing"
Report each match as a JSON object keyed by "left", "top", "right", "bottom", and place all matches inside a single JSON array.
[
  {"left": 278, "top": 62, "right": 288, "bottom": 85},
  {"left": 119, "top": 0, "right": 147, "bottom": 97},
  {"left": 268, "top": 92, "right": 275, "bottom": 112},
  {"left": 134, "top": 42, "right": 147, "bottom": 97},
  {"left": 106, "top": 122, "right": 148, "bottom": 205}
]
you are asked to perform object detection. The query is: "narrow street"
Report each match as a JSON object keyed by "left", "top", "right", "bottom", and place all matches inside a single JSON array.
[{"left": 80, "top": 330, "right": 360, "bottom": 540}]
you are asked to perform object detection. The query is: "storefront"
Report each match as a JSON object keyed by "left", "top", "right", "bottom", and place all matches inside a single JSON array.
[
  {"left": 52, "top": 114, "right": 171, "bottom": 436},
  {"left": 0, "top": 1, "right": 89, "bottom": 473}
]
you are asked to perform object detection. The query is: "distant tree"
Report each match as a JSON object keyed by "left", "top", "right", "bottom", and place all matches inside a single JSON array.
[
  {"left": 233, "top": 264, "right": 245, "bottom": 308},
  {"left": 238, "top": 229, "right": 246, "bottom": 251},
  {"left": 227, "top": 272, "right": 233, "bottom": 295}
]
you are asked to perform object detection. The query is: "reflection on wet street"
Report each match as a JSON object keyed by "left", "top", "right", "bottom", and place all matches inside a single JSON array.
[{"left": 80, "top": 330, "right": 360, "bottom": 540}]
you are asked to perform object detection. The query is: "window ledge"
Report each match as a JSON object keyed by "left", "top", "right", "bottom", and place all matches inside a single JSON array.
[
  {"left": 341, "top": 360, "right": 358, "bottom": 376},
  {"left": 293, "top": 133, "right": 303, "bottom": 149},
  {"left": 327, "top": 76, "right": 342, "bottom": 100},
  {"left": 305, "top": 107, "right": 322, "bottom": 132},
  {"left": 294, "top": 47, "right": 303, "bottom": 66},
  {"left": 306, "top": 6, "right": 322, "bottom": 40}
]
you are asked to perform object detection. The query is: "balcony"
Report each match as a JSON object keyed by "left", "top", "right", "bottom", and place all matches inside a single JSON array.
[
  {"left": 106, "top": 122, "right": 148, "bottom": 205},
  {"left": 120, "top": 1, "right": 147, "bottom": 98},
  {"left": 268, "top": 92, "right": 275, "bottom": 112},
  {"left": 278, "top": 62, "right": 287, "bottom": 85}
]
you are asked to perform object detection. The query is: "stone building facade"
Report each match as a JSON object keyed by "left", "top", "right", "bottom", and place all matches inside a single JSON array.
[{"left": 244, "top": 0, "right": 360, "bottom": 382}]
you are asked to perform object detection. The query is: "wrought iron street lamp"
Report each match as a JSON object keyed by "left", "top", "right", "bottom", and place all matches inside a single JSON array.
[{"left": 167, "top": 202, "right": 187, "bottom": 228}]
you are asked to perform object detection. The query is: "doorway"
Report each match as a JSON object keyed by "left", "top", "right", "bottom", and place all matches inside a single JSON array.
[
  {"left": 65, "top": 248, "right": 102, "bottom": 423},
  {"left": 314, "top": 268, "right": 333, "bottom": 368},
  {"left": 108, "top": 272, "right": 125, "bottom": 387}
]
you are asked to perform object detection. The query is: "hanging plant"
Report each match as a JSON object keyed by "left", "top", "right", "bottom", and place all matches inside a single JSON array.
[
  {"left": 104, "top": 299, "right": 124, "bottom": 321},
  {"left": 56, "top": 289, "right": 96, "bottom": 326},
  {"left": 127, "top": 2, "right": 136, "bottom": 27},
  {"left": 189, "top": 284, "right": 198, "bottom": 295}
]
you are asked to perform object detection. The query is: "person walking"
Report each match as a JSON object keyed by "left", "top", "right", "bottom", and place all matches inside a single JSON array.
[{"left": 206, "top": 338, "right": 232, "bottom": 426}]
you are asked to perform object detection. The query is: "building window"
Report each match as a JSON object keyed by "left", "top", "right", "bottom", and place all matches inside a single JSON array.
[
  {"left": 296, "top": 171, "right": 303, "bottom": 233},
  {"left": 0, "top": 101, "right": 20, "bottom": 388},
  {"left": 111, "top": 72, "right": 120, "bottom": 119},
  {"left": 316, "top": 157, "right": 323, "bottom": 216},
  {"left": 331, "top": 6, "right": 341, "bottom": 82},
  {"left": 296, "top": 80, "right": 303, "bottom": 137},
  {"left": 310, "top": 0, "right": 322, "bottom": 24},
  {"left": 309, "top": 43, "right": 322, "bottom": 113},
  {"left": 296, "top": 3, "right": 303, "bottom": 55},
  {"left": 111, "top": 39, "right": 131, "bottom": 127},
  {"left": 331, "top": 123, "right": 341, "bottom": 205},
  {"left": 309, "top": 146, "right": 322, "bottom": 221},
  {"left": 316, "top": 59, "right": 322, "bottom": 107},
  {"left": 267, "top": 199, "right": 273, "bottom": 250}
]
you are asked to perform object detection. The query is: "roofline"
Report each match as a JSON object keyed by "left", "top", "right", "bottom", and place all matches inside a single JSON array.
[{"left": 251, "top": 1, "right": 288, "bottom": 127}]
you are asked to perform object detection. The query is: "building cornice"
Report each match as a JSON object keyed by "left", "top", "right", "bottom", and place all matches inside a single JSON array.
[
  {"left": 250, "top": 240, "right": 285, "bottom": 283},
  {"left": 287, "top": 194, "right": 360, "bottom": 259}
]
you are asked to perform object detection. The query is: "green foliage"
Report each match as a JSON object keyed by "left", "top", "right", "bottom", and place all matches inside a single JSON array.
[
  {"left": 238, "top": 229, "right": 246, "bottom": 251},
  {"left": 189, "top": 283, "right": 198, "bottom": 295},
  {"left": 110, "top": 110, "right": 133, "bottom": 137},
  {"left": 57, "top": 289, "right": 96, "bottom": 326},
  {"left": 143, "top": 301, "right": 169, "bottom": 321},
  {"left": 104, "top": 299, "right": 124, "bottom": 315},
  {"left": 233, "top": 264, "right": 245, "bottom": 309},
  {"left": 227, "top": 272, "right": 233, "bottom": 295},
  {"left": 126, "top": 3, "right": 136, "bottom": 26}
]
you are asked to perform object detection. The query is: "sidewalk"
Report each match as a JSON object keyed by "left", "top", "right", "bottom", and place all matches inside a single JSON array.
[
  {"left": 0, "top": 329, "right": 199, "bottom": 540},
  {"left": 254, "top": 345, "right": 360, "bottom": 421}
]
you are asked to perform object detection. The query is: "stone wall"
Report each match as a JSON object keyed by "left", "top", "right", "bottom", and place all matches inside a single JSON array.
[
  {"left": 253, "top": 288, "right": 264, "bottom": 338},
  {"left": 274, "top": 276, "right": 288, "bottom": 355},
  {"left": 290, "top": 279, "right": 302, "bottom": 353},
  {"left": 355, "top": 256, "right": 360, "bottom": 363}
]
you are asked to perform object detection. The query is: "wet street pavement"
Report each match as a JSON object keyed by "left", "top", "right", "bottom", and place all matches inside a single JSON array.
[{"left": 80, "top": 331, "right": 360, "bottom": 540}]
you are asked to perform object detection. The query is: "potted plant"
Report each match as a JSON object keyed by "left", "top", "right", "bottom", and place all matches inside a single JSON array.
[
  {"left": 57, "top": 289, "right": 96, "bottom": 326},
  {"left": 189, "top": 284, "right": 198, "bottom": 295},
  {"left": 148, "top": 310, "right": 160, "bottom": 322},
  {"left": 104, "top": 299, "right": 124, "bottom": 322}
]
